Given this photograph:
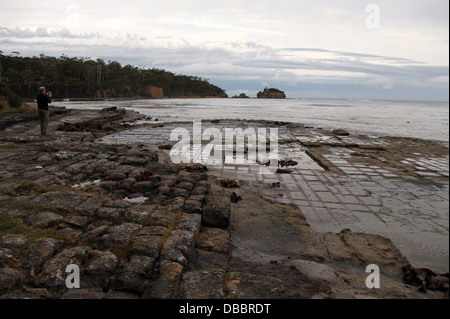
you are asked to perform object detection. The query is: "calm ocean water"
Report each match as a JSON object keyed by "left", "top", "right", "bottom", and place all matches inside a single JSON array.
[{"left": 59, "top": 98, "right": 449, "bottom": 143}]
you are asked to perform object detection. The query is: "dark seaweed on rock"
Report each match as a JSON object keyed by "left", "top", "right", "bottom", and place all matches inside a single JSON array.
[
  {"left": 220, "top": 179, "right": 240, "bottom": 188},
  {"left": 402, "top": 264, "right": 449, "bottom": 293}
]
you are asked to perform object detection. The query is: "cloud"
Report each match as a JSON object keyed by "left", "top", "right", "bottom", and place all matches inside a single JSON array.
[
  {"left": 429, "top": 75, "right": 450, "bottom": 86},
  {"left": 0, "top": 26, "right": 99, "bottom": 39},
  {"left": 0, "top": 13, "right": 448, "bottom": 100}
]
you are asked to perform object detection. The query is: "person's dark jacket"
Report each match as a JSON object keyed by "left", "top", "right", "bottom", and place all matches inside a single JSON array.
[{"left": 36, "top": 93, "right": 52, "bottom": 110}]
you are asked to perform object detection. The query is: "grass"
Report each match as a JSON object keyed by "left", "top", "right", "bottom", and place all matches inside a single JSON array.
[
  {"left": 0, "top": 200, "right": 48, "bottom": 215},
  {"left": 0, "top": 143, "right": 30, "bottom": 150},
  {"left": 0, "top": 101, "right": 35, "bottom": 117},
  {"left": 0, "top": 214, "right": 62, "bottom": 242},
  {"left": 1, "top": 180, "right": 70, "bottom": 197}
]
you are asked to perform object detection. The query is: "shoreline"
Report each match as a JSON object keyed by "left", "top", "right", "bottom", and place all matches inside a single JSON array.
[
  {"left": 0, "top": 107, "right": 448, "bottom": 299},
  {"left": 54, "top": 98, "right": 449, "bottom": 144}
]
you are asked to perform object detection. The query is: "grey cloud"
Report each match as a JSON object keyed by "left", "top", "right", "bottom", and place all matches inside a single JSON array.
[
  {"left": 0, "top": 26, "right": 100, "bottom": 39},
  {"left": 280, "top": 48, "right": 422, "bottom": 64},
  {"left": 0, "top": 25, "right": 447, "bottom": 100}
]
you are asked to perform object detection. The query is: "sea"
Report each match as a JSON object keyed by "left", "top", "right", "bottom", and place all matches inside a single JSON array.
[{"left": 58, "top": 98, "right": 449, "bottom": 144}]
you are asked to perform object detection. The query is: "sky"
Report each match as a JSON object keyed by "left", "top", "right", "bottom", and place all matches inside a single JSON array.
[{"left": 0, "top": 0, "right": 448, "bottom": 101}]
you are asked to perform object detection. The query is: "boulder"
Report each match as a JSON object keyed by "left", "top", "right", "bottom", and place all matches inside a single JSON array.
[
  {"left": 102, "top": 223, "right": 142, "bottom": 250},
  {"left": 203, "top": 194, "right": 231, "bottom": 229},
  {"left": 174, "top": 182, "right": 194, "bottom": 191},
  {"left": 161, "top": 230, "right": 197, "bottom": 266},
  {"left": 147, "top": 209, "right": 178, "bottom": 227},
  {"left": 130, "top": 228, "right": 162, "bottom": 258},
  {"left": 84, "top": 250, "right": 119, "bottom": 289},
  {"left": 78, "top": 225, "right": 108, "bottom": 244},
  {"left": 48, "top": 192, "right": 91, "bottom": 211},
  {"left": 0, "top": 234, "right": 28, "bottom": 251},
  {"left": 134, "top": 180, "right": 160, "bottom": 193},
  {"left": 191, "top": 186, "right": 209, "bottom": 195},
  {"left": 0, "top": 268, "right": 24, "bottom": 291},
  {"left": 184, "top": 199, "right": 203, "bottom": 214},
  {"left": 121, "top": 157, "right": 148, "bottom": 166},
  {"left": 63, "top": 216, "right": 90, "bottom": 229},
  {"left": 55, "top": 228, "right": 83, "bottom": 242},
  {"left": 142, "top": 260, "right": 184, "bottom": 299},
  {"left": 111, "top": 255, "right": 156, "bottom": 294},
  {"left": 124, "top": 205, "right": 156, "bottom": 224},
  {"left": 170, "top": 187, "right": 191, "bottom": 199},
  {"left": 196, "top": 227, "right": 230, "bottom": 254},
  {"left": 95, "top": 207, "right": 124, "bottom": 221},
  {"left": 22, "top": 237, "right": 64, "bottom": 269},
  {"left": 175, "top": 214, "right": 202, "bottom": 236},
  {"left": 0, "top": 248, "right": 13, "bottom": 263},
  {"left": 25, "top": 211, "right": 63, "bottom": 228},
  {"left": 32, "top": 246, "right": 91, "bottom": 291},
  {"left": 75, "top": 196, "right": 108, "bottom": 216}
]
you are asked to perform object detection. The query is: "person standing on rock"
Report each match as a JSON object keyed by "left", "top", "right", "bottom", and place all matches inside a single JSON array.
[{"left": 36, "top": 86, "right": 52, "bottom": 136}]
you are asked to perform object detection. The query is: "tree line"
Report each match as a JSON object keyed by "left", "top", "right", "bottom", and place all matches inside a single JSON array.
[{"left": 0, "top": 52, "right": 228, "bottom": 99}]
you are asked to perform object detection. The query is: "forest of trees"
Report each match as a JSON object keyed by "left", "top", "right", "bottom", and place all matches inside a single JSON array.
[{"left": 0, "top": 52, "right": 228, "bottom": 99}]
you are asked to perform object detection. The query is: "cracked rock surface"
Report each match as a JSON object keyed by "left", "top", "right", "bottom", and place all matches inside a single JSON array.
[{"left": 0, "top": 107, "right": 447, "bottom": 299}]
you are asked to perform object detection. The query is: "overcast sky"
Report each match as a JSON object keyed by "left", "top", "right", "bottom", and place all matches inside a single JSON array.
[{"left": 0, "top": 0, "right": 448, "bottom": 100}]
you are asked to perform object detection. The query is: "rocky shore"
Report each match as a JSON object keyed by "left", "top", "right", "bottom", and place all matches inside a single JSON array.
[{"left": 0, "top": 106, "right": 448, "bottom": 299}]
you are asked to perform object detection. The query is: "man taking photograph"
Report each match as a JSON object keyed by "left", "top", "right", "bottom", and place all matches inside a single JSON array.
[{"left": 36, "top": 86, "right": 52, "bottom": 136}]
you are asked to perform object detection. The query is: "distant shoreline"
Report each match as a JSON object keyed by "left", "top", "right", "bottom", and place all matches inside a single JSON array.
[
  {"left": 23, "top": 96, "right": 235, "bottom": 103},
  {"left": 25, "top": 97, "right": 449, "bottom": 104}
]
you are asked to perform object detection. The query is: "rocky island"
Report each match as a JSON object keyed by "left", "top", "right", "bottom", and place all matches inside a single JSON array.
[
  {"left": 231, "top": 93, "right": 250, "bottom": 99},
  {"left": 257, "top": 88, "right": 286, "bottom": 99}
]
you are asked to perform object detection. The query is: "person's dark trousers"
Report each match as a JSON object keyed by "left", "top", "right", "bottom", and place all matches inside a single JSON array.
[{"left": 38, "top": 109, "right": 49, "bottom": 135}]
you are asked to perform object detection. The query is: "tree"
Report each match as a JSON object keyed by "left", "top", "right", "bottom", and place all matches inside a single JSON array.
[
  {"left": 0, "top": 53, "right": 228, "bottom": 99},
  {"left": 0, "top": 50, "right": 3, "bottom": 82}
]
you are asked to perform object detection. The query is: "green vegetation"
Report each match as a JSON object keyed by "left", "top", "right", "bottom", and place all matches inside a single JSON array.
[
  {"left": 1, "top": 180, "right": 70, "bottom": 197},
  {"left": 0, "top": 52, "right": 228, "bottom": 99},
  {"left": 0, "top": 82, "right": 24, "bottom": 110},
  {"left": 0, "top": 214, "right": 61, "bottom": 241}
]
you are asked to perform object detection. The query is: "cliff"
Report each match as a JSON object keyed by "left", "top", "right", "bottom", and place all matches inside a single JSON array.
[
  {"left": 257, "top": 88, "right": 286, "bottom": 99},
  {"left": 143, "top": 85, "right": 164, "bottom": 99}
]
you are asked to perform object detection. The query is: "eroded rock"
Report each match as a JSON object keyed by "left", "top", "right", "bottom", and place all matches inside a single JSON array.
[
  {"left": 143, "top": 260, "right": 184, "bottom": 299},
  {"left": 25, "top": 211, "right": 63, "bottom": 228},
  {"left": 180, "top": 270, "right": 226, "bottom": 299},
  {"left": 203, "top": 194, "right": 231, "bottom": 229},
  {"left": 22, "top": 237, "right": 64, "bottom": 269},
  {"left": 111, "top": 255, "right": 156, "bottom": 294},
  {"left": 196, "top": 227, "right": 230, "bottom": 254}
]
